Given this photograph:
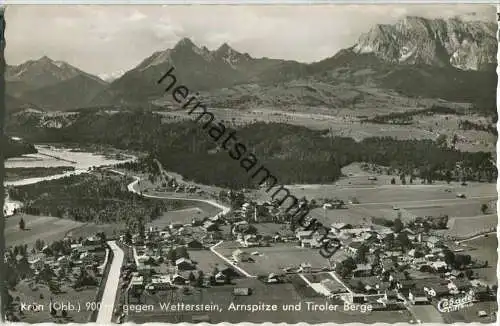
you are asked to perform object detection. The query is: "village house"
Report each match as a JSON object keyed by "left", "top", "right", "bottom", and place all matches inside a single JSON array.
[
  {"left": 385, "top": 249, "right": 404, "bottom": 257},
  {"left": 430, "top": 260, "right": 448, "bottom": 272},
  {"left": 129, "top": 274, "right": 145, "bottom": 295},
  {"left": 83, "top": 235, "right": 101, "bottom": 246},
  {"left": 301, "top": 238, "right": 321, "bottom": 248},
  {"left": 331, "top": 223, "right": 352, "bottom": 234},
  {"left": 344, "top": 227, "right": 372, "bottom": 237},
  {"left": 214, "top": 272, "right": 227, "bottom": 284},
  {"left": 176, "top": 258, "right": 195, "bottom": 270},
  {"left": 298, "top": 262, "right": 312, "bottom": 273},
  {"left": 353, "top": 264, "right": 372, "bottom": 277},
  {"left": 426, "top": 236, "right": 442, "bottom": 249},
  {"left": 448, "top": 279, "right": 472, "bottom": 294},
  {"left": 423, "top": 281, "right": 450, "bottom": 298},
  {"left": 242, "top": 234, "right": 259, "bottom": 247},
  {"left": 186, "top": 239, "right": 204, "bottom": 250},
  {"left": 146, "top": 274, "right": 174, "bottom": 291},
  {"left": 57, "top": 256, "right": 70, "bottom": 267},
  {"left": 169, "top": 273, "right": 187, "bottom": 285},
  {"left": 137, "top": 253, "right": 151, "bottom": 265},
  {"left": 296, "top": 230, "right": 314, "bottom": 241},
  {"left": 408, "top": 288, "right": 429, "bottom": 305},
  {"left": 192, "top": 217, "right": 204, "bottom": 226},
  {"left": 28, "top": 254, "right": 46, "bottom": 270},
  {"left": 266, "top": 273, "right": 280, "bottom": 284},
  {"left": 203, "top": 221, "right": 219, "bottom": 232},
  {"left": 232, "top": 249, "right": 251, "bottom": 262},
  {"left": 345, "top": 241, "right": 364, "bottom": 256},
  {"left": 233, "top": 287, "right": 252, "bottom": 296}
]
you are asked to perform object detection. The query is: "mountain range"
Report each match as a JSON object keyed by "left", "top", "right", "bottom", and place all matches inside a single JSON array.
[
  {"left": 6, "top": 56, "right": 108, "bottom": 110},
  {"left": 6, "top": 16, "right": 497, "bottom": 113}
]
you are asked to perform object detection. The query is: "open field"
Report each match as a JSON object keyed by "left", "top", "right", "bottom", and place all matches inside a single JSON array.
[
  {"left": 446, "top": 215, "right": 497, "bottom": 237},
  {"left": 441, "top": 301, "right": 497, "bottom": 324},
  {"left": 147, "top": 207, "right": 205, "bottom": 229},
  {"left": 188, "top": 250, "right": 229, "bottom": 275},
  {"left": 411, "top": 305, "right": 445, "bottom": 323},
  {"left": 461, "top": 235, "right": 498, "bottom": 284},
  {"left": 5, "top": 214, "right": 124, "bottom": 248},
  {"left": 250, "top": 165, "right": 496, "bottom": 238},
  {"left": 214, "top": 242, "right": 330, "bottom": 276},
  {"left": 280, "top": 182, "right": 496, "bottom": 205},
  {"left": 9, "top": 279, "right": 98, "bottom": 323},
  {"left": 5, "top": 214, "right": 84, "bottom": 248}
]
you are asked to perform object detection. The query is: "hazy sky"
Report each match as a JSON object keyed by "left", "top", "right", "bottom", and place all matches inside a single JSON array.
[{"left": 4, "top": 4, "right": 496, "bottom": 76}]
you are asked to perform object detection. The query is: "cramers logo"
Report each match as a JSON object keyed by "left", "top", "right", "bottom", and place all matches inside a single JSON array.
[{"left": 437, "top": 292, "right": 475, "bottom": 313}]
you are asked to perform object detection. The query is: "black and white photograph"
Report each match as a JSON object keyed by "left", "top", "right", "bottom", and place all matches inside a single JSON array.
[{"left": 0, "top": 3, "right": 498, "bottom": 324}]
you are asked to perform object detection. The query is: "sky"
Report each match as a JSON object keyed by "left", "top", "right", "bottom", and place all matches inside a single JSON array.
[{"left": 4, "top": 4, "right": 496, "bottom": 76}]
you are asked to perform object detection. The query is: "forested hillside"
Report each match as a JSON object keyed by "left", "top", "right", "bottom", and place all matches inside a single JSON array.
[{"left": 7, "top": 111, "right": 495, "bottom": 189}]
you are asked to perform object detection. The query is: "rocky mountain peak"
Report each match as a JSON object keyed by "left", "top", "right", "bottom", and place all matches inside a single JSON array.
[
  {"left": 173, "top": 37, "right": 197, "bottom": 50},
  {"left": 216, "top": 42, "right": 233, "bottom": 53},
  {"left": 214, "top": 42, "right": 250, "bottom": 66},
  {"left": 38, "top": 55, "right": 53, "bottom": 63},
  {"left": 353, "top": 16, "right": 496, "bottom": 70}
]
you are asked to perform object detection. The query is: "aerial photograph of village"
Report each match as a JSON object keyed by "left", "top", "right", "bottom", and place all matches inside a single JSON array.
[{"left": 1, "top": 3, "right": 498, "bottom": 325}]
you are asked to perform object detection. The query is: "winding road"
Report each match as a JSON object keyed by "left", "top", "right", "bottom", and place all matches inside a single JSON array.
[{"left": 96, "top": 169, "right": 231, "bottom": 323}]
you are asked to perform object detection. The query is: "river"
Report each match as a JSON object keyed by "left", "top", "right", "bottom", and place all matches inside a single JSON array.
[{"left": 3, "top": 144, "right": 136, "bottom": 216}]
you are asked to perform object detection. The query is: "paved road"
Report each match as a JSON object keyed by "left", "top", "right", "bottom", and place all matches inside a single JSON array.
[
  {"left": 457, "top": 231, "right": 497, "bottom": 244},
  {"left": 107, "top": 168, "right": 230, "bottom": 216},
  {"left": 126, "top": 175, "right": 230, "bottom": 215},
  {"left": 96, "top": 241, "right": 124, "bottom": 324}
]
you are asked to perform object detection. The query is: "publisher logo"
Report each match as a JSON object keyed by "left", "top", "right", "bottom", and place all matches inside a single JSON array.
[{"left": 437, "top": 292, "right": 475, "bottom": 313}]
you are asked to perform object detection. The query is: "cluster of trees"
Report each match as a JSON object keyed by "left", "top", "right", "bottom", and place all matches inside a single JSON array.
[
  {"left": 373, "top": 215, "right": 448, "bottom": 231},
  {"left": 9, "top": 173, "right": 191, "bottom": 225},
  {"left": 458, "top": 119, "right": 497, "bottom": 136},
  {"left": 336, "top": 257, "right": 357, "bottom": 278},
  {"left": 364, "top": 106, "right": 460, "bottom": 125},
  {"left": 4, "top": 244, "right": 31, "bottom": 289},
  {"left": 218, "top": 190, "right": 246, "bottom": 209},
  {"left": 8, "top": 111, "right": 497, "bottom": 189},
  {"left": 442, "top": 250, "right": 483, "bottom": 271},
  {"left": 115, "top": 156, "right": 159, "bottom": 174},
  {"left": 73, "top": 267, "right": 98, "bottom": 288},
  {"left": 165, "top": 246, "right": 190, "bottom": 263},
  {"left": 188, "top": 270, "right": 206, "bottom": 287}
]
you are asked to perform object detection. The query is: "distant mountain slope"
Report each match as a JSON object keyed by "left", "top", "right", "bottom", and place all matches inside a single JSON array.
[
  {"left": 20, "top": 75, "right": 108, "bottom": 110},
  {"left": 7, "top": 56, "right": 84, "bottom": 88},
  {"left": 6, "top": 56, "right": 108, "bottom": 111},
  {"left": 198, "top": 49, "right": 495, "bottom": 116},
  {"left": 6, "top": 93, "right": 38, "bottom": 112}
]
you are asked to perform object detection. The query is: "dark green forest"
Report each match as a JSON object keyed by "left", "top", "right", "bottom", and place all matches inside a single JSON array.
[
  {"left": 7, "top": 111, "right": 497, "bottom": 189},
  {"left": 3, "top": 136, "right": 37, "bottom": 159},
  {"left": 8, "top": 172, "right": 191, "bottom": 225}
]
